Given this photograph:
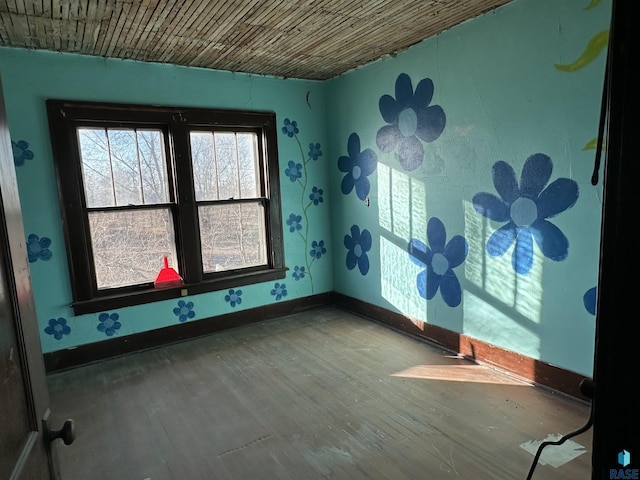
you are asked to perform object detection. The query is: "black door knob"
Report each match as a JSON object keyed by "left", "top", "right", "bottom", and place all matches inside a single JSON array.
[{"left": 47, "top": 419, "right": 76, "bottom": 445}]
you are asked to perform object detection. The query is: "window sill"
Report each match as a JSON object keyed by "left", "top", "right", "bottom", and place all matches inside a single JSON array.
[{"left": 71, "top": 267, "right": 288, "bottom": 315}]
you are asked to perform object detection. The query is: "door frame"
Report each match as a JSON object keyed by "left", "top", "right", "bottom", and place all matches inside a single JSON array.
[{"left": 0, "top": 73, "right": 58, "bottom": 479}]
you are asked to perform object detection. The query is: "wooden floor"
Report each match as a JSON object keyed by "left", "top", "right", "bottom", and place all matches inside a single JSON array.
[{"left": 46, "top": 307, "right": 593, "bottom": 480}]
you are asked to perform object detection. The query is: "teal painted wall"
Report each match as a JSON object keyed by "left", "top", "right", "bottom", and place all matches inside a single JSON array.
[
  {"left": 0, "top": 48, "right": 333, "bottom": 353},
  {"left": 0, "top": 0, "right": 609, "bottom": 377},
  {"left": 327, "top": 0, "right": 608, "bottom": 377}
]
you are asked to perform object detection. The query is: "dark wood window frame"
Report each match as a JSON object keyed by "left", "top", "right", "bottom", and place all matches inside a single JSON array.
[{"left": 46, "top": 100, "right": 286, "bottom": 315}]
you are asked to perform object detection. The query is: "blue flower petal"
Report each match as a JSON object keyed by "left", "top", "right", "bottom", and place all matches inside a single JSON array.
[
  {"left": 413, "top": 77, "right": 435, "bottom": 108},
  {"left": 408, "top": 238, "right": 430, "bottom": 266},
  {"left": 415, "top": 105, "right": 446, "bottom": 143},
  {"left": 444, "top": 235, "right": 468, "bottom": 269},
  {"left": 354, "top": 176, "right": 371, "bottom": 201},
  {"left": 344, "top": 232, "right": 355, "bottom": 250},
  {"left": 520, "top": 153, "right": 553, "bottom": 198},
  {"left": 472, "top": 192, "right": 511, "bottom": 222},
  {"left": 584, "top": 287, "right": 597, "bottom": 315},
  {"left": 537, "top": 178, "right": 579, "bottom": 219},
  {"left": 397, "top": 136, "right": 424, "bottom": 171},
  {"left": 440, "top": 270, "right": 462, "bottom": 307},
  {"left": 347, "top": 132, "right": 361, "bottom": 159},
  {"left": 425, "top": 265, "right": 441, "bottom": 300},
  {"left": 416, "top": 269, "right": 428, "bottom": 299},
  {"left": 359, "top": 229, "right": 372, "bottom": 252},
  {"left": 338, "top": 154, "right": 354, "bottom": 173},
  {"left": 492, "top": 161, "right": 520, "bottom": 204},
  {"left": 395, "top": 73, "right": 413, "bottom": 107},
  {"left": 341, "top": 173, "right": 355, "bottom": 195},
  {"left": 379, "top": 94, "right": 399, "bottom": 124},
  {"left": 487, "top": 223, "right": 517, "bottom": 257},
  {"left": 426, "top": 217, "right": 447, "bottom": 252},
  {"left": 359, "top": 148, "right": 378, "bottom": 177},
  {"left": 376, "top": 124, "right": 400, "bottom": 153},
  {"left": 531, "top": 219, "right": 569, "bottom": 261},
  {"left": 513, "top": 229, "right": 534, "bottom": 274},
  {"left": 346, "top": 250, "right": 358, "bottom": 270},
  {"left": 358, "top": 254, "right": 370, "bottom": 275}
]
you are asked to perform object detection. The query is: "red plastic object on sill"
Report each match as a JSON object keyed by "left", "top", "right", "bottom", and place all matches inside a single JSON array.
[{"left": 154, "top": 255, "right": 184, "bottom": 289}]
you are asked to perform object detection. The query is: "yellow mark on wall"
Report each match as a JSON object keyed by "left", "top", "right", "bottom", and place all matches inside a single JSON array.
[
  {"left": 583, "top": 137, "right": 606, "bottom": 151},
  {"left": 584, "top": 0, "right": 602, "bottom": 10},
  {"left": 554, "top": 30, "right": 609, "bottom": 72}
]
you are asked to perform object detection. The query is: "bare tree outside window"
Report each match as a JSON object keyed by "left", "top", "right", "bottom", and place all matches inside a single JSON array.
[
  {"left": 47, "top": 100, "right": 284, "bottom": 314},
  {"left": 78, "top": 127, "right": 176, "bottom": 288},
  {"left": 190, "top": 131, "right": 266, "bottom": 273}
]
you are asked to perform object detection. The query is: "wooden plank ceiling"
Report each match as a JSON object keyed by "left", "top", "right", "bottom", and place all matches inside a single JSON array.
[{"left": 0, "top": 0, "right": 511, "bottom": 80}]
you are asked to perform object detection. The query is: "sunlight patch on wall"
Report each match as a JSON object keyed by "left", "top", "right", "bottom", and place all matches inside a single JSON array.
[
  {"left": 380, "top": 235, "right": 426, "bottom": 320},
  {"left": 463, "top": 200, "right": 543, "bottom": 324},
  {"left": 378, "top": 162, "right": 430, "bottom": 320},
  {"left": 378, "top": 163, "right": 427, "bottom": 242}
]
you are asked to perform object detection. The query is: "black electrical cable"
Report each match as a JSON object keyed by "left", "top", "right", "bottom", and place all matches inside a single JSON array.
[
  {"left": 525, "top": 379, "right": 595, "bottom": 480},
  {"left": 525, "top": 408, "right": 593, "bottom": 480}
]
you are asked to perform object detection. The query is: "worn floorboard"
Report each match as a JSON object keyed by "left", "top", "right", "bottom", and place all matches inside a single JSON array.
[{"left": 46, "top": 307, "right": 593, "bottom": 479}]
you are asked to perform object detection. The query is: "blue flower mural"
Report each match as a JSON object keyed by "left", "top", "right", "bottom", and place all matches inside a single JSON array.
[
  {"left": 97, "top": 312, "right": 121, "bottom": 336},
  {"left": 281, "top": 118, "right": 326, "bottom": 293},
  {"left": 12, "top": 140, "right": 34, "bottom": 166},
  {"left": 376, "top": 73, "right": 446, "bottom": 171},
  {"left": 584, "top": 286, "right": 597, "bottom": 315},
  {"left": 44, "top": 317, "right": 71, "bottom": 340},
  {"left": 338, "top": 132, "right": 377, "bottom": 201},
  {"left": 173, "top": 300, "right": 195, "bottom": 322},
  {"left": 408, "top": 217, "right": 468, "bottom": 308},
  {"left": 308, "top": 143, "right": 322, "bottom": 160},
  {"left": 344, "top": 225, "right": 372, "bottom": 275},
  {"left": 271, "top": 282, "right": 287, "bottom": 301},
  {"left": 282, "top": 118, "right": 299, "bottom": 137},
  {"left": 224, "top": 289, "right": 243, "bottom": 308},
  {"left": 310, "top": 240, "right": 326, "bottom": 260},
  {"left": 309, "top": 186, "right": 324, "bottom": 205},
  {"left": 26, "top": 234, "right": 52, "bottom": 263},
  {"left": 285, "top": 161, "right": 303, "bottom": 182},
  {"left": 286, "top": 213, "right": 302, "bottom": 233},
  {"left": 472, "top": 153, "right": 579, "bottom": 275},
  {"left": 292, "top": 265, "right": 306, "bottom": 281}
]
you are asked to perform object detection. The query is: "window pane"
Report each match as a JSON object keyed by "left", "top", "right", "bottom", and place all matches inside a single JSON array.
[
  {"left": 78, "top": 128, "right": 115, "bottom": 207},
  {"left": 190, "top": 131, "right": 260, "bottom": 201},
  {"left": 214, "top": 133, "right": 239, "bottom": 200},
  {"left": 78, "top": 127, "right": 168, "bottom": 208},
  {"left": 138, "top": 130, "right": 169, "bottom": 203},
  {"left": 190, "top": 131, "right": 218, "bottom": 201},
  {"left": 199, "top": 202, "right": 267, "bottom": 272},
  {"left": 108, "top": 129, "right": 141, "bottom": 205},
  {"left": 237, "top": 133, "right": 259, "bottom": 198},
  {"left": 88, "top": 208, "right": 177, "bottom": 289}
]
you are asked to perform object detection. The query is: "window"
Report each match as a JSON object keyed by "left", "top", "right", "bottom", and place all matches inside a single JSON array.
[{"left": 47, "top": 100, "right": 285, "bottom": 315}]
